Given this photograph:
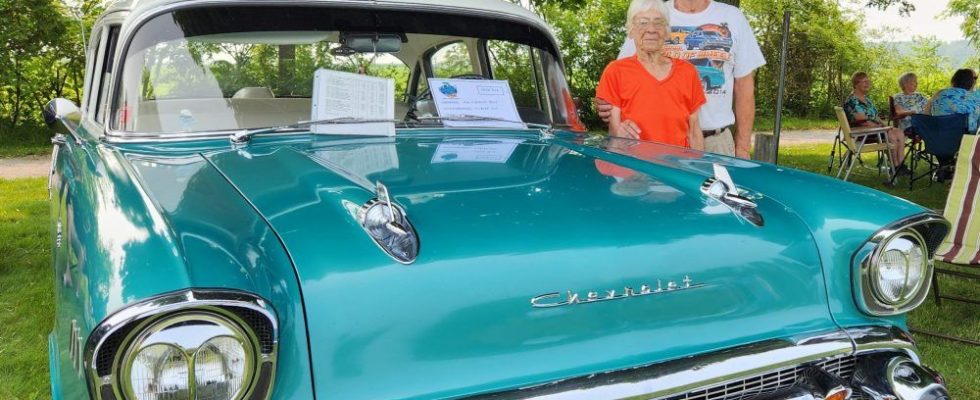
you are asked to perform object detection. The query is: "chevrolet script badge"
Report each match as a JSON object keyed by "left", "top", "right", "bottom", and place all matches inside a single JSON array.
[{"left": 530, "top": 276, "right": 705, "bottom": 308}]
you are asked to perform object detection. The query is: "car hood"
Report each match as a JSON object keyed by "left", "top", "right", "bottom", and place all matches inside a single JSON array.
[{"left": 206, "top": 132, "right": 836, "bottom": 399}]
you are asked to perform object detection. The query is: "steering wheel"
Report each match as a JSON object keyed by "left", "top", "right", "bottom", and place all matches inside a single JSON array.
[{"left": 405, "top": 74, "right": 490, "bottom": 121}]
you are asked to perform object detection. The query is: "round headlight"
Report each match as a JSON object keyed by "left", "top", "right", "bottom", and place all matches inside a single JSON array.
[
  {"left": 129, "top": 344, "right": 190, "bottom": 399},
  {"left": 118, "top": 311, "right": 257, "bottom": 400},
  {"left": 871, "top": 232, "right": 928, "bottom": 306}
]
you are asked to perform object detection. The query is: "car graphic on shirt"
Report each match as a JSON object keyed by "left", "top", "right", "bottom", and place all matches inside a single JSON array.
[
  {"left": 684, "top": 30, "right": 733, "bottom": 52},
  {"left": 669, "top": 27, "right": 696, "bottom": 44},
  {"left": 688, "top": 58, "right": 724, "bottom": 90}
]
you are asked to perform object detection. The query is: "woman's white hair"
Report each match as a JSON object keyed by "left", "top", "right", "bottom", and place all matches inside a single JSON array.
[
  {"left": 898, "top": 72, "right": 917, "bottom": 90},
  {"left": 625, "top": 0, "right": 671, "bottom": 31}
]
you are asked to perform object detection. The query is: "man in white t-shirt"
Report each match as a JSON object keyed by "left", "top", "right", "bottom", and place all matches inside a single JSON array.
[{"left": 597, "top": 0, "right": 765, "bottom": 158}]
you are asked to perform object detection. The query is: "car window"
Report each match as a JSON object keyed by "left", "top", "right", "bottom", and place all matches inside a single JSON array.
[
  {"left": 95, "top": 26, "right": 120, "bottom": 124},
  {"left": 85, "top": 28, "right": 106, "bottom": 118},
  {"left": 430, "top": 42, "right": 477, "bottom": 78},
  {"left": 487, "top": 40, "right": 546, "bottom": 112},
  {"left": 112, "top": 7, "right": 578, "bottom": 134}
]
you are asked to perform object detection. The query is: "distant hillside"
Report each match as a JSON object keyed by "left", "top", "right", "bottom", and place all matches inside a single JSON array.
[{"left": 884, "top": 40, "right": 978, "bottom": 68}]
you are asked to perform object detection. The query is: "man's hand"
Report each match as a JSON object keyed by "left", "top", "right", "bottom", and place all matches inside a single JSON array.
[
  {"left": 595, "top": 97, "right": 613, "bottom": 123},
  {"left": 613, "top": 120, "right": 642, "bottom": 139}
]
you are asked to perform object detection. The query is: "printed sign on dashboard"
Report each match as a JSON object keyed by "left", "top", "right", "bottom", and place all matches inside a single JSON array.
[{"left": 427, "top": 78, "right": 524, "bottom": 129}]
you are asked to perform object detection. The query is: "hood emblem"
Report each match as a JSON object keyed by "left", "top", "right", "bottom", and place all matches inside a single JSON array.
[
  {"left": 358, "top": 181, "right": 420, "bottom": 264},
  {"left": 531, "top": 276, "right": 704, "bottom": 308},
  {"left": 701, "top": 164, "right": 764, "bottom": 227}
]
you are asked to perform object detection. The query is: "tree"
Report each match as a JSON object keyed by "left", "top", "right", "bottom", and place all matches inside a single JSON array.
[{"left": 944, "top": 0, "right": 980, "bottom": 47}]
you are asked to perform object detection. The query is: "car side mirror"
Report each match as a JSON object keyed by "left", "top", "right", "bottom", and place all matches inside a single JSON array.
[{"left": 43, "top": 98, "right": 81, "bottom": 133}]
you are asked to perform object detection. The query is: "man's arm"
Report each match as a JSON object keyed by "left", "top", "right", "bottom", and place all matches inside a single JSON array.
[
  {"left": 688, "top": 112, "right": 704, "bottom": 151},
  {"left": 733, "top": 72, "right": 756, "bottom": 159}
]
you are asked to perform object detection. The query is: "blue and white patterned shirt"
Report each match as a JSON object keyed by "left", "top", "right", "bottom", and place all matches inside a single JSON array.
[{"left": 930, "top": 88, "right": 980, "bottom": 133}]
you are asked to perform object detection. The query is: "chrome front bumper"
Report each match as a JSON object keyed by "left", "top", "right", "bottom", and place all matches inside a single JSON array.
[{"left": 468, "top": 326, "right": 950, "bottom": 400}]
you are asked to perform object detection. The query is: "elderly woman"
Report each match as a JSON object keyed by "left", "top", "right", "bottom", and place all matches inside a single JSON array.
[
  {"left": 892, "top": 72, "right": 928, "bottom": 133},
  {"left": 595, "top": 0, "right": 705, "bottom": 150},
  {"left": 926, "top": 68, "right": 980, "bottom": 134},
  {"left": 843, "top": 71, "right": 908, "bottom": 174}
]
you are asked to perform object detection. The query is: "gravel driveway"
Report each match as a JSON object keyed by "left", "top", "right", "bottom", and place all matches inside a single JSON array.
[
  {"left": 0, "top": 130, "right": 836, "bottom": 179},
  {"left": 0, "top": 155, "right": 50, "bottom": 179}
]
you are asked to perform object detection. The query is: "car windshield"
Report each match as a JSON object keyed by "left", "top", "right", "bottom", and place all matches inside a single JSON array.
[{"left": 112, "top": 6, "right": 581, "bottom": 135}]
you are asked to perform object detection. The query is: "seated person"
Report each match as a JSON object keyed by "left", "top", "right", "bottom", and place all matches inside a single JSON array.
[
  {"left": 892, "top": 72, "right": 928, "bottom": 133},
  {"left": 595, "top": 0, "right": 705, "bottom": 150},
  {"left": 926, "top": 68, "right": 980, "bottom": 134},
  {"left": 843, "top": 71, "right": 908, "bottom": 174}
]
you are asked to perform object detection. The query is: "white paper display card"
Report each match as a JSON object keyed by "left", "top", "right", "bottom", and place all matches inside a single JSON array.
[
  {"left": 311, "top": 69, "right": 395, "bottom": 136},
  {"left": 427, "top": 78, "right": 525, "bottom": 129}
]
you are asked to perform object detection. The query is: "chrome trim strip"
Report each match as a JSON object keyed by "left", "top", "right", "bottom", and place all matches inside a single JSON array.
[
  {"left": 466, "top": 326, "right": 920, "bottom": 400},
  {"left": 854, "top": 212, "right": 950, "bottom": 316},
  {"left": 84, "top": 289, "right": 278, "bottom": 400}
]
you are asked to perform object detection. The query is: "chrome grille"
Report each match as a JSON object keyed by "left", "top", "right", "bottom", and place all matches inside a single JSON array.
[{"left": 660, "top": 356, "right": 858, "bottom": 400}]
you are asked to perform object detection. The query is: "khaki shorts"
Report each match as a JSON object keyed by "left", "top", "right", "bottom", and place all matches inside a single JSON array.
[{"left": 704, "top": 128, "right": 735, "bottom": 156}]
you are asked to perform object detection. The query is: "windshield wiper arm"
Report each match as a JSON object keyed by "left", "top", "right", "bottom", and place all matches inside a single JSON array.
[
  {"left": 416, "top": 114, "right": 552, "bottom": 130},
  {"left": 229, "top": 117, "right": 403, "bottom": 144}
]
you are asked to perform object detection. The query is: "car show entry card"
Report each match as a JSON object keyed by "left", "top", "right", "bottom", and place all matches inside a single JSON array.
[
  {"left": 427, "top": 78, "right": 525, "bottom": 129},
  {"left": 311, "top": 69, "right": 395, "bottom": 136}
]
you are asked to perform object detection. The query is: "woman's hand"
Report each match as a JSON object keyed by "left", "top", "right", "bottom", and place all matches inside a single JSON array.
[
  {"left": 607, "top": 106, "right": 641, "bottom": 139},
  {"left": 614, "top": 120, "right": 642, "bottom": 139}
]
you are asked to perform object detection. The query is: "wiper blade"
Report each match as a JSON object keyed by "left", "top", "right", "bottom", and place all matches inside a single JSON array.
[
  {"left": 416, "top": 114, "right": 552, "bottom": 130},
  {"left": 229, "top": 117, "right": 403, "bottom": 144}
]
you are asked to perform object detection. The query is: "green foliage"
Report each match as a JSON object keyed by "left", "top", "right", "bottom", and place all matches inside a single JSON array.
[
  {"left": 537, "top": 0, "right": 630, "bottom": 127},
  {"left": 0, "top": 0, "right": 103, "bottom": 146},
  {"left": 944, "top": 0, "right": 980, "bottom": 47}
]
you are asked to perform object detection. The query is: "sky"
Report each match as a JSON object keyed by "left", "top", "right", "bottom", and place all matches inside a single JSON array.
[{"left": 846, "top": 0, "right": 966, "bottom": 42}]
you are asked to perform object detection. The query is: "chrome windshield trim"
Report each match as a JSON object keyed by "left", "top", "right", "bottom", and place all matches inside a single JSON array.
[
  {"left": 466, "top": 326, "right": 919, "bottom": 400},
  {"left": 84, "top": 289, "right": 278, "bottom": 399},
  {"left": 103, "top": 126, "right": 549, "bottom": 144}
]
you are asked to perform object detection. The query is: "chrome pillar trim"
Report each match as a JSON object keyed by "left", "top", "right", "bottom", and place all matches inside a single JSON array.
[
  {"left": 83, "top": 289, "right": 278, "bottom": 400},
  {"left": 854, "top": 213, "right": 950, "bottom": 316},
  {"left": 467, "top": 329, "right": 855, "bottom": 400}
]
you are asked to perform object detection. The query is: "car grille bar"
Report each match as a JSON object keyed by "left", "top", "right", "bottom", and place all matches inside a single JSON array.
[{"left": 662, "top": 356, "right": 857, "bottom": 400}]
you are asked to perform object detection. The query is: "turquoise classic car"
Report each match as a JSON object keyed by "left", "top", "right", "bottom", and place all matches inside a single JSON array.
[{"left": 43, "top": 0, "right": 953, "bottom": 399}]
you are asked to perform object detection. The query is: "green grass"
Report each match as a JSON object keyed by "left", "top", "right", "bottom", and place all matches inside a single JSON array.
[
  {"left": 0, "top": 143, "right": 52, "bottom": 159},
  {"left": 0, "top": 178, "right": 54, "bottom": 399},
  {"left": 755, "top": 115, "right": 839, "bottom": 132},
  {"left": 0, "top": 143, "right": 977, "bottom": 398}
]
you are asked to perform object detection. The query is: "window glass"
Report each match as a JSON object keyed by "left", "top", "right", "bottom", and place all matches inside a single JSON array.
[
  {"left": 488, "top": 40, "right": 543, "bottom": 110},
  {"left": 112, "top": 7, "right": 578, "bottom": 133},
  {"left": 95, "top": 26, "right": 120, "bottom": 123},
  {"left": 430, "top": 42, "right": 476, "bottom": 78},
  {"left": 84, "top": 28, "right": 105, "bottom": 116}
]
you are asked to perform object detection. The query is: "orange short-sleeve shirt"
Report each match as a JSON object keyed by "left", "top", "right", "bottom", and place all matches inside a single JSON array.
[{"left": 596, "top": 57, "right": 706, "bottom": 147}]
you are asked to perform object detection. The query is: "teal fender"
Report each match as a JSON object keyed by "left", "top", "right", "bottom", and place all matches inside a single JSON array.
[{"left": 48, "top": 129, "right": 314, "bottom": 398}]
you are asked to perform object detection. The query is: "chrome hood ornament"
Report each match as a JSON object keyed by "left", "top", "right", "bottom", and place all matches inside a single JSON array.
[
  {"left": 358, "top": 181, "right": 420, "bottom": 264},
  {"left": 701, "top": 164, "right": 764, "bottom": 227}
]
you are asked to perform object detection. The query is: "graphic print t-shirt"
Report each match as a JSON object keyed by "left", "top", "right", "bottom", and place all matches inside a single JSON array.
[{"left": 618, "top": 1, "right": 766, "bottom": 130}]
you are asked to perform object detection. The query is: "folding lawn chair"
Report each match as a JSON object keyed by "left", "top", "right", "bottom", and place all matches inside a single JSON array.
[
  {"left": 917, "top": 133, "right": 980, "bottom": 345},
  {"left": 832, "top": 106, "right": 893, "bottom": 181},
  {"left": 906, "top": 113, "right": 969, "bottom": 189}
]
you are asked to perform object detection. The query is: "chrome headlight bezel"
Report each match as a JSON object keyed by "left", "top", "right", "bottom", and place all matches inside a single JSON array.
[
  {"left": 116, "top": 310, "right": 258, "bottom": 400},
  {"left": 84, "top": 290, "right": 278, "bottom": 400},
  {"left": 856, "top": 214, "right": 950, "bottom": 316}
]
